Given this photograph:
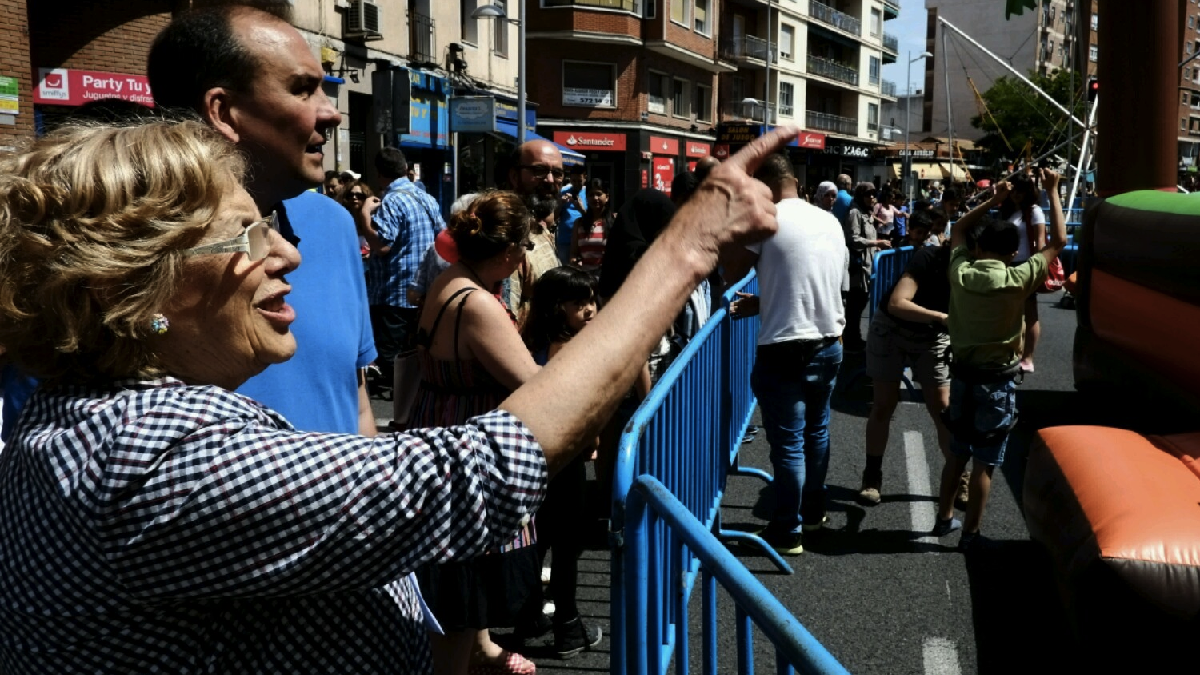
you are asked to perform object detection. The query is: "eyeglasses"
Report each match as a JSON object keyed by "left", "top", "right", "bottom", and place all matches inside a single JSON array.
[
  {"left": 184, "top": 212, "right": 279, "bottom": 262},
  {"left": 349, "top": 192, "right": 366, "bottom": 200},
  {"left": 519, "top": 164, "right": 565, "bottom": 180}
]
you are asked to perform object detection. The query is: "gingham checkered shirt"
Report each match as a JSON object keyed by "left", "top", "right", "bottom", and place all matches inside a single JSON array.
[
  {"left": 0, "top": 377, "right": 546, "bottom": 674},
  {"left": 365, "top": 178, "right": 445, "bottom": 309}
]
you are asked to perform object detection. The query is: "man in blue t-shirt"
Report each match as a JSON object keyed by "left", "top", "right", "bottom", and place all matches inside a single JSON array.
[
  {"left": 557, "top": 165, "right": 587, "bottom": 261},
  {"left": 831, "top": 173, "right": 854, "bottom": 224}
]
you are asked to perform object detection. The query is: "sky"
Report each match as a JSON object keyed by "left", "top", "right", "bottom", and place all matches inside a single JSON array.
[{"left": 881, "top": 0, "right": 931, "bottom": 95}]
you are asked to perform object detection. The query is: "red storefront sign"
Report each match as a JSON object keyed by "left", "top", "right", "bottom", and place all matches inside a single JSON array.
[
  {"left": 641, "top": 169, "right": 649, "bottom": 188},
  {"left": 553, "top": 130, "right": 627, "bottom": 152},
  {"left": 795, "top": 131, "right": 826, "bottom": 150},
  {"left": 652, "top": 157, "right": 675, "bottom": 195},
  {"left": 686, "top": 141, "right": 711, "bottom": 158},
  {"left": 713, "top": 144, "right": 731, "bottom": 159},
  {"left": 649, "top": 135, "right": 679, "bottom": 156},
  {"left": 34, "top": 68, "right": 155, "bottom": 107}
]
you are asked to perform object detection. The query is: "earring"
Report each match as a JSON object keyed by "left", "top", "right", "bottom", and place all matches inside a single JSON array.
[{"left": 150, "top": 314, "right": 170, "bottom": 335}]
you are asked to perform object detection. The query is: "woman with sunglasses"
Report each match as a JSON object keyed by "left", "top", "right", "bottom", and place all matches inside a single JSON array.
[
  {"left": 0, "top": 119, "right": 792, "bottom": 674},
  {"left": 339, "top": 180, "right": 375, "bottom": 260}
]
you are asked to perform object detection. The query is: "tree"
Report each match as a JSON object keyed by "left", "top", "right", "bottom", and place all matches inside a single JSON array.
[{"left": 970, "top": 69, "right": 1088, "bottom": 168}]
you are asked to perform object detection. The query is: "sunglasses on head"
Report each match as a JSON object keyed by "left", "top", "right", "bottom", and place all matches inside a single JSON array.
[{"left": 184, "top": 212, "right": 279, "bottom": 262}]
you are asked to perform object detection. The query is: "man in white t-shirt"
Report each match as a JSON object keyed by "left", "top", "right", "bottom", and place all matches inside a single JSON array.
[{"left": 724, "top": 154, "right": 848, "bottom": 555}]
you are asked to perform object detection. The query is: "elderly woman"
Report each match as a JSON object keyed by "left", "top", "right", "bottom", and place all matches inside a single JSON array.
[
  {"left": 0, "top": 120, "right": 792, "bottom": 673},
  {"left": 842, "top": 182, "right": 892, "bottom": 351}
]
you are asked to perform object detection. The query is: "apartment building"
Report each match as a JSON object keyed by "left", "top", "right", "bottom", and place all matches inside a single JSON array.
[
  {"left": 922, "top": 0, "right": 1080, "bottom": 141},
  {"left": 716, "top": 0, "right": 899, "bottom": 185},
  {"left": 1180, "top": 0, "right": 1200, "bottom": 172}
]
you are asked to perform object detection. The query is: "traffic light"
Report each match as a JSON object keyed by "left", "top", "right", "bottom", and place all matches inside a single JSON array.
[{"left": 1087, "top": 78, "right": 1099, "bottom": 102}]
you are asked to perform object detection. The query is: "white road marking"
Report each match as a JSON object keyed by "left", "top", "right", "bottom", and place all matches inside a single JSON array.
[
  {"left": 922, "top": 637, "right": 962, "bottom": 675},
  {"left": 905, "top": 430, "right": 937, "bottom": 546}
]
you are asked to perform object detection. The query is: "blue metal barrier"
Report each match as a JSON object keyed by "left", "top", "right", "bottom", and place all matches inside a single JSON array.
[
  {"left": 624, "top": 475, "right": 852, "bottom": 675},
  {"left": 611, "top": 271, "right": 795, "bottom": 675},
  {"left": 868, "top": 246, "right": 916, "bottom": 321}
]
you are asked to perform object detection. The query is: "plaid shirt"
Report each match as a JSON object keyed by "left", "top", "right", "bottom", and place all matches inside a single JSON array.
[
  {"left": 0, "top": 377, "right": 546, "bottom": 674},
  {"left": 366, "top": 178, "right": 445, "bottom": 308}
]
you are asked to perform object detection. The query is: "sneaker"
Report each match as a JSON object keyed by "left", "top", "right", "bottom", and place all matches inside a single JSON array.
[
  {"left": 930, "top": 516, "right": 962, "bottom": 537},
  {"left": 759, "top": 528, "right": 804, "bottom": 556},
  {"left": 955, "top": 472, "right": 970, "bottom": 507},
  {"left": 958, "top": 531, "right": 984, "bottom": 551},
  {"left": 858, "top": 469, "right": 883, "bottom": 506},
  {"left": 801, "top": 515, "right": 829, "bottom": 533},
  {"left": 554, "top": 616, "right": 602, "bottom": 659}
]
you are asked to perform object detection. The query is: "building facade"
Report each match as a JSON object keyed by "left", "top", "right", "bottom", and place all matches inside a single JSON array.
[{"left": 1179, "top": 0, "right": 1200, "bottom": 174}]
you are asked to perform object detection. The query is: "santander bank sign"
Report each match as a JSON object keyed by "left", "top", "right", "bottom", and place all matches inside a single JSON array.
[{"left": 553, "top": 131, "right": 627, "bottom": 152}]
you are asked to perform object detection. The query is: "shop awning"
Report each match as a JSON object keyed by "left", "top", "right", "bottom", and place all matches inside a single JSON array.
[
  {"left": 494, "top": 120, "right": 585, "bottom": 166},
  {"left": 890, "top": 161, "right": 971, "bottom": 182},
  {"left": 939, "top": 162, "right": 971, "bottom": 182}
]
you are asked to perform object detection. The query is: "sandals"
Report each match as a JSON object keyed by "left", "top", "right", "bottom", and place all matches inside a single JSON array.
[{"left": 467, "top": 651, "right": 537, "bottom": 675}]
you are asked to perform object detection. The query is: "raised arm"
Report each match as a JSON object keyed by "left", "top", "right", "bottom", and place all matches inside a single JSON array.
[
  {"left": 1039, "top": 169, "right": 1068, "bottom": 263},
  {"left": 950, "top": 181, "right": 1009, "bottom": 250},
  {"left": 502, "top": 127, "right": 798, "bottom": 475}
]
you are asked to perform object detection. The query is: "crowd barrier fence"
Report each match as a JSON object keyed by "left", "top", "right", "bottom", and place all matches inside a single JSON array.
[
  {"left": 622, "top": 475, "right": 852, "bottom": 675},
  {"left": 612, "top": 271, "right": 816, "bottom": 675}
]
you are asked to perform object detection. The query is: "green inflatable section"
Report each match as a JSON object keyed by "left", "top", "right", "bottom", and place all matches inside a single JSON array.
[{"left": 1106, "top": 190, "right": 1200, "bottom": 216}]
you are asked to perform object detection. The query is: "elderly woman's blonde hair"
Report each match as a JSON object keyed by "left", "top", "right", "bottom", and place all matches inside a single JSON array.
[{"left": 0, "top": 120, "right": 246, "bottom": 384}]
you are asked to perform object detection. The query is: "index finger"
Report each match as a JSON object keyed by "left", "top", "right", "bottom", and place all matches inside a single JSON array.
[{"left": 723, "top": 126, "right": 802, "bottom": 174}]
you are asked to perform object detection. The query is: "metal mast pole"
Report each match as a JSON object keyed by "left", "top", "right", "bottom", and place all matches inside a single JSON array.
[
  {"left": 517, "top": 0, "right": 526, "bottom": 143},
  {"left": 943, "top": 23, "right": 954, "bottom": 186}
]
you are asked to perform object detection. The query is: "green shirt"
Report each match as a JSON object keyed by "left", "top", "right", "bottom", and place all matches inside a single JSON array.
[{"left": 946, "top": 246, "right": 1049, "bottom": 369}]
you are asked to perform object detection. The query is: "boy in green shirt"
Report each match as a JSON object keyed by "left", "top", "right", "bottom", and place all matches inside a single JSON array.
[{"left": 931, "top": 170, "right": 1068, "bottom": 550}]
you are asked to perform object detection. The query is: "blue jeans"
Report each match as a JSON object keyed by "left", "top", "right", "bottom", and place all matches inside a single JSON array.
[
  {"left": 750, "top": 339, "right": 843, "bottom": 535},
  {"left": 946, "top": 376, "right": 1018, "bottom": 466}
]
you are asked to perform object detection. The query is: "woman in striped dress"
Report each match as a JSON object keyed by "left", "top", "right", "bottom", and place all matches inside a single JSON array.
[{"left": 568, "top": 178, "right": 612, "bottom": 276}]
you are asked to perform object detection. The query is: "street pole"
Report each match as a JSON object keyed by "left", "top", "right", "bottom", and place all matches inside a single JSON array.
[
  {"left": 517, "top": 0, "right": 526, "bottom": 143},
  {"left": 905, "top": 51, "right": 929, "bottom": 202}
]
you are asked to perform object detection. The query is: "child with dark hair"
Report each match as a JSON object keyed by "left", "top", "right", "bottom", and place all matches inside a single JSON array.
[
  {"left": 567, "top": 178, "right": 612, "bottom": 275},
  {"left": 521, "top": 266, "right": 604, "bottom": 658},
  {"left": 931, "top": 170, "right": 1068, "bottom": 550}
]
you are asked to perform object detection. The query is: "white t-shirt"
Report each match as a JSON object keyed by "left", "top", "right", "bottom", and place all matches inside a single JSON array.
[
  {"left": 746, "top": 198, "right": 848, "bottom": 345},
  {"left": 1008, "top": 204, "right": 1046, "bottom": 263}
]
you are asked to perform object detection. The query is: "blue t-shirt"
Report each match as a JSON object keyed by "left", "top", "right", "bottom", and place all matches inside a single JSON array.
[
  {"left": 557, "top": 185, "right": 587, "bottom": 253},
  {"left": 831, "top": 190, "right": 853, "bottom": 223},
  {"left": 1, "top": 364, "right": 38, "bottom": 444},
  {"left": 237, "top": 191, "right": 377, "bottom": 434}
]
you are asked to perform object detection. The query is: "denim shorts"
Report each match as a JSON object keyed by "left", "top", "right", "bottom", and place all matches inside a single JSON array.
[{"left": 945, "top": 376, "right": 1017, "bottom": 466}]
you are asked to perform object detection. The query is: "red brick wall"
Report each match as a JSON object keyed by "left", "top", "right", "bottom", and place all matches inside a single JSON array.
[
  {"left": 527, "top": 39, "right": 718, "bottom": 133},
  {"left": 29, "top": 0, "right": 170, "bottom": 77},
  {"left": 528, "top": 5, "right": 642, "bottom": 36},
  {"left": 0, "top": 0, "right": 34, "bottom": 146}
]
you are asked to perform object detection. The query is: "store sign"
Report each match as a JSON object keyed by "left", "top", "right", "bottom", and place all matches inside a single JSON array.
[
  {"left": 450, "top": 96, "right": 496, "bottom": 133},
  {"left": 652, "top": 157, "right": 675, "bottom": 195},
  {"left": 717, "top": 123, "right": 761, "bottom": 144},
  {"left": 563, "top": 87, "right": 614, "bottom": 107},
  {"left": 34, "top": 68, "right": 154, "bottom": 107},
  {"left": 896, "top": 148, "right": 935, "bottom": 158},
  {"left": 686, "top": 141, "right": 711, "bottom": 158},
  {"left": 402, "top": 89, "right": 449, "bottom": 147},
  {"left": 825, "top": 143, "right": 872, "bottom": 158},
  {"left": 553, "top": 130, "right": 627, "bottom": 151},
  {"left": 650, "top": 136, "right": 679, "bottom": 155},
  {"left": 0, "top": 76, "right": 18, "bottom": 115},
  {"left": 795, "top": 132, "right": 826, "bottom": 150},
  {"left": 713, "top": 144, "right": 730, "bottom": 159}
]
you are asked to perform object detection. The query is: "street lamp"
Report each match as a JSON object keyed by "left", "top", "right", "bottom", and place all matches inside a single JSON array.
[
  {"left": 471, "top": 2, "right": 525, "bottom": 143},
  {"left": 904, "top": 50, "right": 933, "bottom": 201}
]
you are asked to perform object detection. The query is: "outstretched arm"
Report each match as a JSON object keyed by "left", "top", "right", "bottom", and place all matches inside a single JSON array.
[
  {"left": 502, "top": 127, "right": 800, "bottom": 475},
  {"left": 1039, "top": 170, "right": 1068, "bottom": 263}
]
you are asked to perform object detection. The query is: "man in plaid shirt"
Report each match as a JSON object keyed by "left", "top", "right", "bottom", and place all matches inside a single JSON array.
[{"left": 359, "top": 147, "right": 445, "bottom": 391}]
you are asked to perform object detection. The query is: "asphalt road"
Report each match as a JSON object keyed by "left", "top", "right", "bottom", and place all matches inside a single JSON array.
[{"left": 371, "top": 290, "right": 1094, "bottom": 674}]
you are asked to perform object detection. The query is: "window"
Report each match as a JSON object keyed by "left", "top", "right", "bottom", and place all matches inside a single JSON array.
[
  {"left": 673, "top": 78, "right": 690, "bottom": 118},
  {"left": 1089, "top": 44, "right": 1098, "bottom": 62},
  {"left": 778, "top": 82, "right": 794, "bottom": 116},
  {"left": 780, "top": 24, "right": 795, "bottom": 60},
  {"left": 868, "top": 102, "right": 879, "bottom": 131},
  {"left": 1091, "top": 12, "right": 1098, "bottom": 30},
  {"left": 670, "top": 0, "right": 687, "bottom": 25},
  {"left": 731, "top": 75, "right": 746, "bottom": 104},
  {"left": 1184, "top": 118, "right": 1188, "bottom": 131},
  {"left": 1190, "top": 16, "right": 1195, "bottom": 28},
  {"left": 695, "top": 83, "right": 712, "bottom": 122},
  {"left": 870, "top": 8, "right": 882, "bottom": 37},
  {"left": 493, "top": 0, "right": 508, "bottom": 56},
  {"left": 1186, "top": 92, "right": 1190, "bottom": 105},
  {"left": 1190, "top": 42, "right": 1194, "bottom": 55},
  {"left": 461, "top": 0, "right": 478, "bottom": 44},
  {"left": 1188, "top": 67, "right": 1193, "bottom": 81},
  {"left": 869, "top": 55, "right": 880, "bottom": 85},
  {"left": 648, "top": 71, "right": 668, "bottom": 114},
  {"left": 694, "top": 0, "right": 710, "bottom": 34},
  {"left": 562, "top": 61, "right": 617, "bottom": 107}
]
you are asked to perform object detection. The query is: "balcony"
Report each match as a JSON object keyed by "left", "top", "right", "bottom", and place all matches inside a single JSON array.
[
  {"left": 543, "top": 0, "right": 642, "bottom": 12},
  {"left": 809, "top": 0, "right": 861, "bottom": 37},
  {"left": 719, "top": 35, "right": 778, "bottom": 65},
  {"left": 881, "top": 79, "right": 897, "bottom": 97},
  {"left": 807, "top": 54, "right": 858, "bottom": 87},
  {"left": 883, "top": 0, "right": 900, "bottom": 20},
  {"left": 806, "top": 110, "right": 858, "bottom": 135},
  {"left": 409, "top": 11, "right": 435, "bottom": 65},
  {"left": 722, "top": 99, "right": 777, "bottom": 124},
  {"left": 883, "top": 33, "right": 899, "bottom": 54}
]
